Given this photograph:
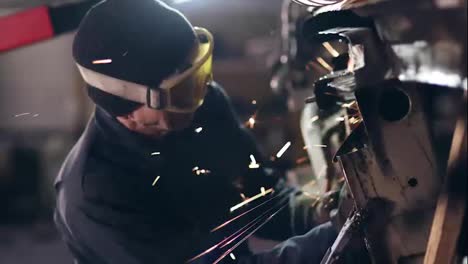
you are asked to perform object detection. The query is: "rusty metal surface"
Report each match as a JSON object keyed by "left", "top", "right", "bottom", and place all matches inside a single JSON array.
[
  {"left": 289, "top": 0, "right": 465, "bottom": 262},
  {"left": 301, "top": 2, "right": 466, "bottom": 262},
  {"left": 335, "top": 83, "right": 443, "bottom": 263}
]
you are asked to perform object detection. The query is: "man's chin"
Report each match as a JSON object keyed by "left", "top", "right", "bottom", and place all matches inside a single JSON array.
[
  {"left": 140, "top": 128, "right": 170, "bottom": 138},
  {"left": 139, "top": 123, "right": 190, "bottom": 137},
  {"left": 153, "top": 130, "right": 170, "bottom": 138},
  {"left": 170, "top": 124, "right": 191, "bottom": 132}
]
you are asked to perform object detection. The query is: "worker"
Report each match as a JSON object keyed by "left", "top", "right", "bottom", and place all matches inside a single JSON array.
[{"left": 54, "top": 0, "right": 337, "bottom": 263}]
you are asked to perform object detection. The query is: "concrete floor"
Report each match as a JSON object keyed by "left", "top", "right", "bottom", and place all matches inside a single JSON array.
[{"left": 0, "top": 220, "right": 73, "bottom": 264}]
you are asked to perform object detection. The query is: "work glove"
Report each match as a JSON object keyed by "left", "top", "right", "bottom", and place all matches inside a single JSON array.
[{"left": 290, "top": 189, "right": 340, "bottom": 236}]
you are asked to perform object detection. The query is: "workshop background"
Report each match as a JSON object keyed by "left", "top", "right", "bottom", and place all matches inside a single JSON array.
[{"left": 0, "top": 0, "right": 312, "bottom": 263}]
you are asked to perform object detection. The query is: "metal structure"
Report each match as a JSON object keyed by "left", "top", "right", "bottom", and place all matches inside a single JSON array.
[{"left": 295, "top": 0, "right": 466, "bottom": 263}]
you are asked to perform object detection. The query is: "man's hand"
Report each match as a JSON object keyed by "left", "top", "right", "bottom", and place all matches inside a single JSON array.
[{"left": 291, "top": 189, "right": 341, "bottom": 235}]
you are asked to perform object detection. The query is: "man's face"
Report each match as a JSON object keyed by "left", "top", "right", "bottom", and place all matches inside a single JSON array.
[
  {"left": 116, "top": 40, "right": 200, "bottom": 137},
  {"left": 117, "top": 106, "right": 194, "bottom": 137}
]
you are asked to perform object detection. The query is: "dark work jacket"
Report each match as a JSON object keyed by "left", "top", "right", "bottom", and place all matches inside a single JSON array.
[{"left": 54, "top": 83, "right": 336, "bottom": 264}]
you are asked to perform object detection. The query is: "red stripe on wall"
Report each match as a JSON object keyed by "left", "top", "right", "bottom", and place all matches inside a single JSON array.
[{"left": 0, "top": 6, "right": 54, "bottom": 52}]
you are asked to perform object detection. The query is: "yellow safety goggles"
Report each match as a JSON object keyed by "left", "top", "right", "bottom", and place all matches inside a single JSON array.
[
  {"left": 77, "top": 27, "right": 214, "bottom": 113},
  {"left": 147, "top": 27, "right": 214, "bottom": 113}
]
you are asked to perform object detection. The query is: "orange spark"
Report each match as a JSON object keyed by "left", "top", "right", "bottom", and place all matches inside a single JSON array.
[
  {"left": 152, "top": 176, "right": 161, "bottom": 187},
  {"left": 230, "top": 188, "right": 274, "bottom": 213},
  {"left": 92, "top": 59, "right": 112, "bottom": 64}
]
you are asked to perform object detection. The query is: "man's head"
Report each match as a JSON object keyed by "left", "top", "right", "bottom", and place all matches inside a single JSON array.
[
  {"left": 115, "top": 41, "right": 201, "bottom": 137},
  {"left": 73, "top": 0, "right": 213, "bottom": 137}
]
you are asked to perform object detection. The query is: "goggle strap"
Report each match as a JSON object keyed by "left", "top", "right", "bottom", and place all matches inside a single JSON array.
[
  {"left": 146, "top": 86, "right": 164, "bottom": 110},
  {"left": 75, "top": 28, "right": 214, "bottom": 112},
  {"left": 76, "top": 63, "right": 152, "bottom": 106}
]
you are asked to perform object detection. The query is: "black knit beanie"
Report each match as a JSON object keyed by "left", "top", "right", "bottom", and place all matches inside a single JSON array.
[{"left": 73, "top": 0, "right": 197, "bottom": 116}]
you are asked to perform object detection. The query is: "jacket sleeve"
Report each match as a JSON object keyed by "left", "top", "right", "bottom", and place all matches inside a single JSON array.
[
  {"left": 239, "top": 222, "right": 337, "bottom": 264},
  {"left": 201, "top": 83, "right": 318, "bottom": 241},
  {"left": 55, "top": 190, "right": 177, "bottom": 264}
]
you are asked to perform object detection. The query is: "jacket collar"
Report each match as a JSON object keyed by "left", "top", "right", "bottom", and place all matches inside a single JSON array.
[{"left": 96, "top": 107, "right": 165, "bottom": 151}]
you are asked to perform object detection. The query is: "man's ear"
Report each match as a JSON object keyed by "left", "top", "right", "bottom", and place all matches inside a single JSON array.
[{"left": 116, "top": 113, "right": 137, "bottom": 130}]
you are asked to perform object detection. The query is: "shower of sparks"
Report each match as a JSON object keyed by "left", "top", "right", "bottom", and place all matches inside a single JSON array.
[
  {"left": 341, "top": 101, "right": 356, "bottom": 108},
  {"left": 151, "top": 152, "right": 161, "bottom": 156},
  {"left": 211, "top": 189, "right": 291, "bottom": 233},
  {"left": 322, "top": 42, "right": 340, "bottom": 57},
  {"left": 191, "top": 190, "right": 292, "bottom": 263},
  {"left": 192, "top": 166, "right": 210, "bottom": 175},
  {"left": 276, "top": 141, "right": 291, "bottom": 158},
  {"left": 186, "top": 244, "right": 218, "bottom": 263},
  {"left": 249, "top": 163, "right": 260, "bottom": 169},
  {"left": 249, "top": 155, "right": 260, "bottom": 169},
  {"left": 213, "top": 203, "right": 289, "bottom": 264},
  {"left": 302, "top": 191, "right": 320, "bottom": 201},
  {"left": 240, "top": 193, "right": 247, "bottom": 200},
  {"left": 349, "top": 117, "right": 362, "bottom": 125},
  {"left": 310, "top": 115, "right": 320, "bottom": 123},
  {"left": 14, "top": 113, "right": 31, "bottom": 117},
  {"left": 230, "top": 253, "right": 236, "bottom": 260},
  {"left": 152, "top": 176, "right": 161, "bottom": 186},
  {"left": 316, "top": 57, "right": 334, "bottom": 72},
  {"left": 195, "top": 127, "right": 203, "bottom": 133},
  {"left": 199, "top": 169, "right": 210, "bottom": 175},
  {"left": 92, "top": 59, "right": 112, "bottom": 64},
  {"left": 219, "top": 207, "right": 278, "bottom": 249},
  {"left": 249, "top": 117, "right": 255, "bottom": 127},
  {"left": 230, "top": 188, "right": 274, "bottom": 213},
  {"left": 197, "top": 169, "right": 210, "bottom": 175},
  {"left": 312, "top": 144, "right": 328, "bottom": 148},
  {"left": 247, "top": 116, "right": 256, "bottom": 129},
  {"left": 250, "top": 155, "right": 257, "bottom": 164}
]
